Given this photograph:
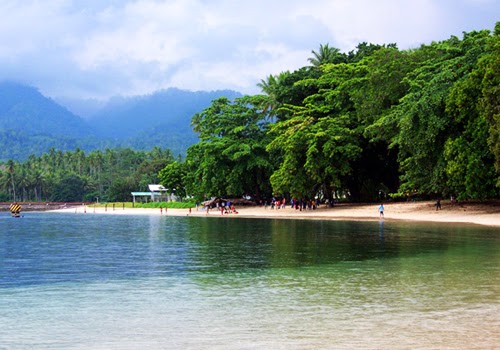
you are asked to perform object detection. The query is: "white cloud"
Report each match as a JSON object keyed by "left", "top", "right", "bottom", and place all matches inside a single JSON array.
[
  {"left": 0, "top": 0, "right": 497, "bottom": 99},
  {"left": 292, "top": 0, "right": 445, "bottom": 50}
]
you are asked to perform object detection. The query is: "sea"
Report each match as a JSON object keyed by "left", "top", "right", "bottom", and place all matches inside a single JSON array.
[{"left": 0, "top": 212, "right": 498, "bottom": 349}]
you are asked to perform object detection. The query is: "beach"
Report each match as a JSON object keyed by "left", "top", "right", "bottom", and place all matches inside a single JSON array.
[{"left": 51, "top": 200, "right": 500, "bottom": 227}]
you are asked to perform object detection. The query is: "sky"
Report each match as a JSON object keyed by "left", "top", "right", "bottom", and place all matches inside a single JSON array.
[{"left": 0, "top": 0, "right": 498, "bottom": 100}]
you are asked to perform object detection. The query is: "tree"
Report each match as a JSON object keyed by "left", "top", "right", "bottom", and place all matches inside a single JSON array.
[
  {"left": 186, "top": 96, "right": 274, "bottom": 201},
  {"left": 477, "top": 22, "right": 500, "bottom": 186},
  {"left": 308, "top": 44, "right": 346, "bottom": 66},
  {"left": 442, "top": 29, "right": 499, "bottom": 198},
  {"left": 256, "top": 72, "right": 287, "bottom": 119},
  {"left": 50, "top": 174, "right": 86, "bottom": 202},
  {"left": 0, "top": 169, "right": 10, "bottom": 200},
  {"left": 349, "top": 47, "right": 416, "bottom": 199},
  {"left": 6, "top": 160, "right": 17, "bottom": 201},
  {"left": 346, "top": 42, "right": 396, "bottom": 63},
  {"left": 273, "top": 67, "right": 323, "bottom": 118},
  {"left": 384, "top": 30, "right": 497, "bottom": 199},
  {"left": 159, "top": 161, "right": 188, "bottom": 200},
  {"left": 268, "top": 63, "right": 364, "bottom": 202},
  {"left": 106, "top": 177, "right": 137, "bottom": 202}
]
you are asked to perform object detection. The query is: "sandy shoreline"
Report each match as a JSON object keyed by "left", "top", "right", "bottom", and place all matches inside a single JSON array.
[{"left": 49, "top": 200, "right": 500, "bottom": 228}]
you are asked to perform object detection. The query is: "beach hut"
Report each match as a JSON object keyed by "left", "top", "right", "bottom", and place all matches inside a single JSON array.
[{"left": 131, "top": 184, "right": 170, "bottom": 204}]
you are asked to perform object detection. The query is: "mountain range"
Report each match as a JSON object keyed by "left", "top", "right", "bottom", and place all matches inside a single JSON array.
[{"left": 0, "top": 82, "right": 241, "bottom": 161}]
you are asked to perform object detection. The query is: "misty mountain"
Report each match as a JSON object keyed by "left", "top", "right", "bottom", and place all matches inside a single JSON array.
[
  {"left": 87, "top": 88, "right": 242, "bottom": 139},
  {"left": 71, "top": 88, "right": 242, "bottom": 156},
  {"left": 0, "top": 82, "right": 242, "bottom": 161},
  {"left": 0, "top": 82, "right": 105, "bottom": 160},
  {"left": 0, "top": 82, "right": 95, "bottom": 138},
  {"left": 53, "top": 96, "right": 107, "bottom": 119}
]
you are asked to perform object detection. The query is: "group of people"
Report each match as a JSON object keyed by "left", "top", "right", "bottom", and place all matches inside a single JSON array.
[
  {"left": 264, "top": 198, "right": 319, "bottom": 211},
  {"left": 205, "top": 200, "right": 238, "bottom": 215}
]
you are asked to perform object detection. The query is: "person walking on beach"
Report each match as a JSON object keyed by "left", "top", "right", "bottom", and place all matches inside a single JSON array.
[
  {"left": 435, "top": 199, "right": 441, "bottom": 211},
  {"left": 379, "top": 203, "right": 384, "bottom": 219}
]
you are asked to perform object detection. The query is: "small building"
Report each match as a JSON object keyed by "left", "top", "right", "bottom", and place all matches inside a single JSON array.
[{"left": 131, "top": 184, "right": 170, "bottom": 204}]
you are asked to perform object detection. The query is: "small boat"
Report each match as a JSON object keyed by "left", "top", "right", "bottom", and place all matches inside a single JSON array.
[{"left": 10, "top": 203, "right": 22, "bottom": 218}]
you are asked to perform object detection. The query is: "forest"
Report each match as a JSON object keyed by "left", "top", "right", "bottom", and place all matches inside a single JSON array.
[
  {"left": 1, "top": 23, "right": 499, "bottom": 203},
  {"left": 0, "top": 147, "right": 176, "bottom": 203}
]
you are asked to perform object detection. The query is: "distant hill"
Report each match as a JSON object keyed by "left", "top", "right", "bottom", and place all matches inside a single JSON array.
[
  {"left": 0, "top": 82, "right": 104, "bottom": 160},
  {"left": 0, "top": 82, "right": 242, "bottom": 160},
  {"left": 0, "top": 82, "right": 95, "bottom": 138},
  {"left": 53, "top": 96, "right": 107, "bottom": 119},
  {"left": 66, "top": 88, "right": 242, "bottom": 156},
  {"left": 87, "top": 88, "right": 242, "bottom": 139}
]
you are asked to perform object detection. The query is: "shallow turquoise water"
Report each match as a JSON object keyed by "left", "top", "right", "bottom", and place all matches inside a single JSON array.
[{"left": 0, "top": 213, "right": 498, "bottom": 349}]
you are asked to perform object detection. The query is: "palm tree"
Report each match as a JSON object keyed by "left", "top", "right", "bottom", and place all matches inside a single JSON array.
[
  {"left": 7, "top": 160, "right": 17, "bottom": 201},
  {"left": 88, "top": 150, "right": 105, "bottom": 195},
  {"left": 308, "top": 44, "right": 346, "bottom": 66},
  {"left": 72, "top": 148, "right": 86, "bottom": 176},
  {"left": 256, "top": 72, "right": 288, "bottom": 119},
  {"left": 17, "top": 164, "right": 30, "bottom": 202},
  {"left": 0, "top": 170, "right": 10, "bottom": 199},
  {"left": 30, "top": 168, "right": 47, "bottom": 201}
]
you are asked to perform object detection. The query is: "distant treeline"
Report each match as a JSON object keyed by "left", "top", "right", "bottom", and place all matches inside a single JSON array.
[
  {"left": 2, "top": 24, "right": 499, "bottom": 203},
  {"left": 0, "top": 147, "right": 176, "bottom": 202}
]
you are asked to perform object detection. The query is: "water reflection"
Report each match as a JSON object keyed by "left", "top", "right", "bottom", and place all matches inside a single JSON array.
[{"left": 183, "top": 217, "right": 470, "bottom": 273}]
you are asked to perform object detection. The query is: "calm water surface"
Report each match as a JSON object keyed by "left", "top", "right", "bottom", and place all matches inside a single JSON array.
[{"left": 0, "top": 212, "right": 498, "bottom": 349}]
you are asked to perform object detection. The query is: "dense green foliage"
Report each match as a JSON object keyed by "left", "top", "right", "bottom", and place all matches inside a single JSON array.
[
  {"left": 171, "top": 24, "right": 499, "bottom": 202},
  {"left": 183, "top": 95, "right": 274, "bottom": 200},
  {"left": 0, "top": 147, "right": 175, "bottom": 202},
  {"left": 158, "top": 161, "right": 188, "bottom": 200}
]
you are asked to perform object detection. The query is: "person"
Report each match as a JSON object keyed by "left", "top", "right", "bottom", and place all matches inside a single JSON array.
[
  {"left": 435, "top": 199, "right": 441, "bottom": 211},
  {"left": 379, "top": 203, "right": 384, "bottom": 219}
]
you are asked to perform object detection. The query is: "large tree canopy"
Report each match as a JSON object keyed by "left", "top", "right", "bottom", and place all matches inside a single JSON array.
[
  {"left": 382, "top": 30, "right": 498, "bottom": 199},
  {"left": 166, "top": 25, "right": 500, "bottom": 203},
  {"left": 267, "top": 62, "right": 364, "bottom": 202},
  {"left": 183, "top": 95, "right": 274, "bottom": 201}
]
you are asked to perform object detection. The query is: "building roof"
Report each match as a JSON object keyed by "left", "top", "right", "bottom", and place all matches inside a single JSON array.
[
  {"left": 131, "top": 192, "right": 154, "bottom": 196},
  {"left": 148, "top": 184, "right": 166, "bottom": 192}
]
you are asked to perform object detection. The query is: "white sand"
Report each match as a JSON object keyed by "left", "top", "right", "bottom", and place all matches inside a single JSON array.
[{"left": 51, "top": 200, "right": 500, "bottom": 227}]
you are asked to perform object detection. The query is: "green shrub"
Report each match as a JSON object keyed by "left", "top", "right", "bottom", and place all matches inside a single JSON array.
[{"left": 135, "top": 201, "right": 196, "bottom": 209}]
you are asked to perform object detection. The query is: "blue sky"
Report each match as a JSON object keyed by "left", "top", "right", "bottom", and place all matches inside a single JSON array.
[{"left": 0, "top": 0, "right": 497, "bottom": 99}]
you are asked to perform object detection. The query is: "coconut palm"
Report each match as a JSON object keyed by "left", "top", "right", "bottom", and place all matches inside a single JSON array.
[
  {"left": 0, "top": 170, "right": 10, "bottom": 200},
  {"left": 257, "top": 72, "right": 288, "bottom": 119},
  {"left": 6, "top": 160, "right": 17, "bottom": 201},
  {"left": 308, "top": 44, "right": 346, "bottom": 66}
]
